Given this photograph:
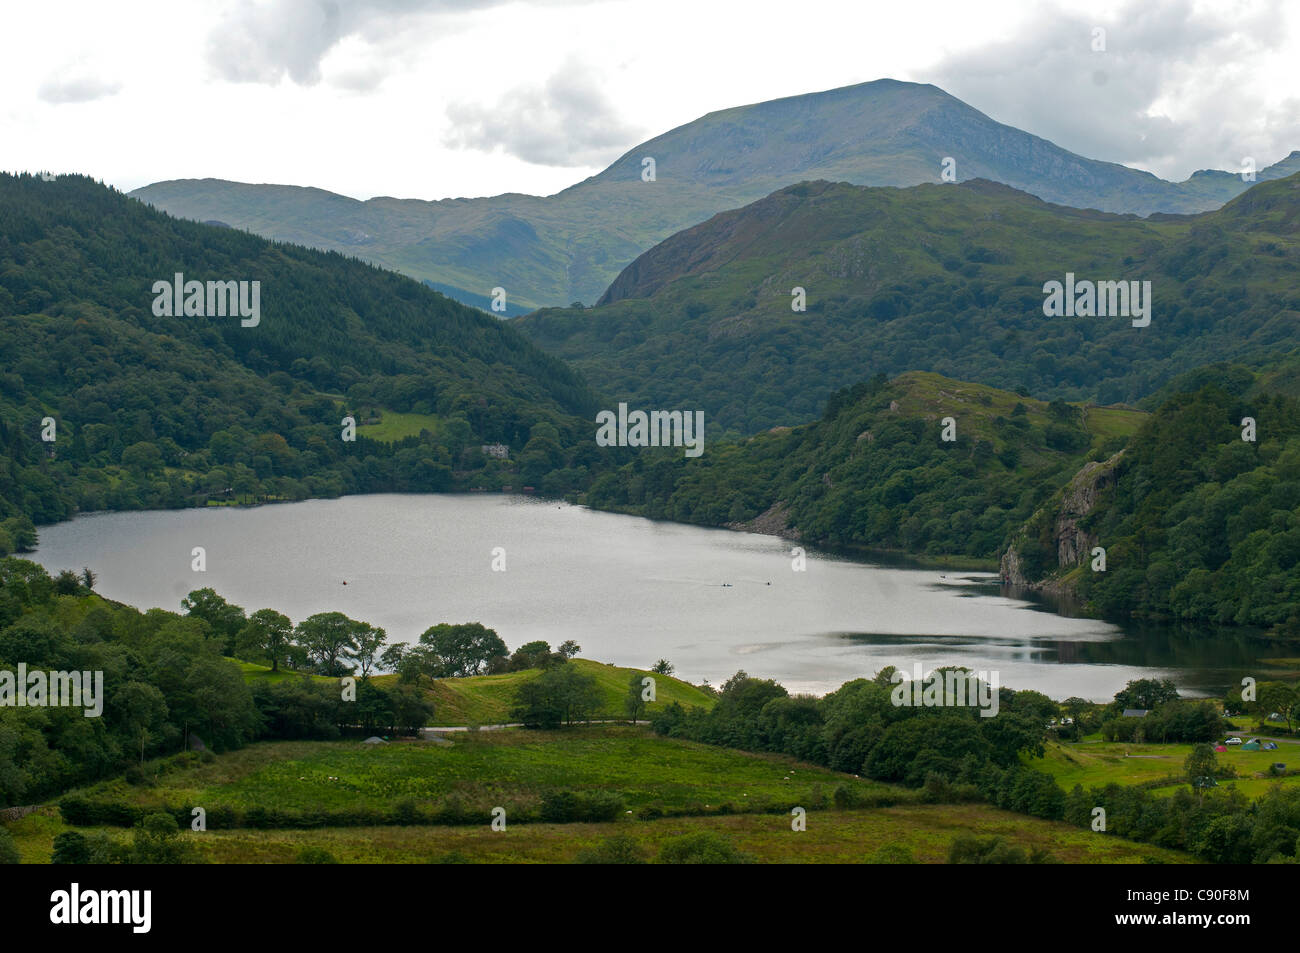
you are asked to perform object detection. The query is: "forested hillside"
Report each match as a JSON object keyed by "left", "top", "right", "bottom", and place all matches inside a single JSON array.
[
  {"left": 585, "top": 371, "right": 1144, "bottom": 561},
  {"left": 0, "top": 173, "right": 603, "bottom": 543},
  {"left": 1008, "top": 358, "right": 1300, "bottom": 633},
  {"left": 519, "top": 175, "right": 1300, "bottom": 435}
]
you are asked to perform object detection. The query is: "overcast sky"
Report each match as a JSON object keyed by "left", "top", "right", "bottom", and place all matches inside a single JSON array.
[{"left": 3, "top": 0, "right": 1297, "bottom": 200}]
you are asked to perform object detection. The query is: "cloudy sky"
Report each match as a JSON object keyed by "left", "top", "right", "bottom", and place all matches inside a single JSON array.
[{"left": 3, "top": 0, "right": 1298, "bottom": 200}]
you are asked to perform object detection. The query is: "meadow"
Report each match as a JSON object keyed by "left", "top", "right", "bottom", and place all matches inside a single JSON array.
[
  {"left": 1032, "top": 738, "right": 1299, "bottom": 799},
  {"left": 236, "top": 657, "right": 718, "bottom": 726},
  {"left": 7, "top": 727, "right": 1189, "bottom": 865}
]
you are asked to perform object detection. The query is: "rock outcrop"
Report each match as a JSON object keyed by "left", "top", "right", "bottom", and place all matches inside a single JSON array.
[
  {"left": 727, "top": 501, "right": 800, "bottom": 539},
  {"left": 1000, "top": 450, "right": 1124, "bottom": 593},
  {"left": 1053, "top": 454, "right": 1122, "bottom": 567}
]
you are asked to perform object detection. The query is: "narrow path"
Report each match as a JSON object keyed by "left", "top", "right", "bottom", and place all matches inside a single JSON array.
[{"left": 420, "top": 719, "right": 650, "bottom": 736}]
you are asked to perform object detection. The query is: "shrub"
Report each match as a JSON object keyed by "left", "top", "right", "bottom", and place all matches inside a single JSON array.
[
  {"left": 391, "top": 800, "right": 420, "bottom": 825},
  {"left": 51, "top": 831, "right": 90, "bottom": 864},
  {"left": 296, "top": 847, "right": 339, "bottom": 864},
  {"left": 576, "top": 835, "right": 649, "bottom": 864},
  {"left": 869, "top": 843, "right": 916, "bottom": 864},
  {"left": 947, "top": 833, "right": 1056, "bottom": 864},
  {"left": 657, "top": 832, "right": 753, "bottom": 864},
  {"left": 0, "top": 828, "right": 19, "bottom": 864},
  {"left": 540, "top": 790, "right": 624, "bottom": 823}
]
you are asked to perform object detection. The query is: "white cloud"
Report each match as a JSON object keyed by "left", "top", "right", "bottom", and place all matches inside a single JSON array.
[
  {"left": 928, "top": 0, "right": 1300, "bottom": 179},
  {"left": 3, "top": 0, "right": 1298, "bottom": 200},
  {"left": 205, "top": 0, "right": 589, "bottom": 87},
  {"left": 444, "top": 57, "right": 642, "bottom": 167},
  {"left": 37, "top": 74, "right": 122, "bottom": 105}
]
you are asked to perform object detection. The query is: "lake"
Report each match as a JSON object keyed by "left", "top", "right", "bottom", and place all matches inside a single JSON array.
[{"left": 28, "top": 493, "right": 1271, "bottom": 700}]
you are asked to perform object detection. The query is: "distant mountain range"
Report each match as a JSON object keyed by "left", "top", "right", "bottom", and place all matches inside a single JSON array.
[
  {"left": 130, "top": 79, "right": 1300, "bottom": 312},
  {"left": 517, "top": 172, "right": 1300, "bottom": 434}
]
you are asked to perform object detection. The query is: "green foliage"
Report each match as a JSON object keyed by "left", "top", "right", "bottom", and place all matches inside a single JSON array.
[
  {"left": 588, "top": 371, "right": 1127, "bottom": 559},
  {"left": 0, "top": 559, "right": 430, "bottom": 806},
  {"left": 295, "top": 847, "right": 340, "bottom": 864},
  {"left": 651, "top": 667, "right": 1054, "bottom": 798},
  {"left": 575, "top": 834, "right": 649, "bottom": 864},
  {"left": 50, "top": 830, "right": 89, "bottom": 864},
  {"left": 656, "top": 831, "right": 753, "bottom": 865},
  {"left": 1112, "top": 678, "right": 1181, "bottom": 712},
  {"left": 538, "top": 789, "right": 625, "bottom": 822},
  {"left": 510, "top": 662, "right": 602, "bottom": 728},
  {"left": 235, "top": 608, "right": 294, "bottom": 672},
  {"left": 1076, "top": 378, "right": 1300, "bottom": 629},
  {"left": 869, "top": 843, "right": 917, "bottom": 864},
  {"left": 948, "top": 833, "right": 1055, "bottom": 864},
  {"left": 417, "top": 622, "right": 507, "bottom": 677},
  {"left": 520, "top": 175, "right": 1300, "bottom": 434},
  {"left": 132, "top": 811, "right": 200, "bottom": 864},
  {"left": 0, "top": 172, "right": 601, "bottom": 533},
  {"left": 1185, "top": 744, "right": 1220, "bottom": 788},
  {"left": 0, "top": 827, "right": 19, "bottom": 864},
  {"left": 294, "top": 612, "right": 368, "bottom": 676},
  {"left": 624, "top": 671, "right": 649, "bottom": 723}
]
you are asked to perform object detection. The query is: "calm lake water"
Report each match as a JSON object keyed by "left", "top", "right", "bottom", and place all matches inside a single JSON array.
[{"left": 28, "top": 494, "right": 1271, "bottom": 701}]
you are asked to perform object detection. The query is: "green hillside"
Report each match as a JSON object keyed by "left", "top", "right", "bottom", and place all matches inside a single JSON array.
[
  {"left": 131, "top": 80, "right": 1300, "bottom": 311},
  {"left": 0, "top": 172, "right": 603, "bottom": 540},
  {"left": 1078, "top": 378, "right": 1299, "bottom": 629},
  {"left": 383, "top": 658, "right": 714, "bottom": 726},
  {"left": 585, "top": 370, "right": 1145, "bottom": 561},
  {"left": 519, "top": 174, "right": 1300, "bottom": 435},
  {"left": 235, "top": 657, "right": 717, "bottom": 726},
  {"left": 7, "top": 729, "right": 1189, "bottom": 864}
]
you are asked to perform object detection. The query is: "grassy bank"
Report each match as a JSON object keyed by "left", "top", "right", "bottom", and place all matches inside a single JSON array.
[{"left": 235, "top": 657, "right": 717, "bottom": 726}]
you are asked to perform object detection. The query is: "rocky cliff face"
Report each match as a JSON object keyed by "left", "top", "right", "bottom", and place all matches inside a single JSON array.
[
  {"left": 1000, "top": 546, "right": 1031, "bottom": 588},
  {"left": 1000, "top": 450, "right": 1124, "bottom": 592},
  {"left": 1054, "top": 455, "right": 1122, "bottom": 567}
]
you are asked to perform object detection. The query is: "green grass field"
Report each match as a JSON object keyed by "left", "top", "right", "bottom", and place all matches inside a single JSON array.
[
  {"left": 390, "top": 658, "right": 716, "bottom": 726},
  {"left": 231, "top": 659, "right": 336, "bottom": 685},
  {"left": 1032, "top": 739, "right": 1299, "bottom": 798},
  {"left": 61, "top": 727, "right": 876, "bottom": 817},
  {"left": 233, "top": 656, "right": 717, "bottom": 726},
  {"left": 3, "top": 803, "right": 1189, "bottom": 864},
  {"left": 356, "top": 411, "right": 440, "bottom": 442},
  {"left": 6, "top": 726, "right": 1189, "bottom": 864}
]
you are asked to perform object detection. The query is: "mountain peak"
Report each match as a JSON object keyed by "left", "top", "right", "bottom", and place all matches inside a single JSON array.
[{"left": 132, "top": 80, "right": 1295, "bottom": 311}]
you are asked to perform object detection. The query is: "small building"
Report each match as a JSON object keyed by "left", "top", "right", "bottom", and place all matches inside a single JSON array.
[
  {"left": 1122, "top": 709, "right": 1150, "bottom": 718},
  {"left": 481, "top": 443, "right": 510, "bottom": 459}
]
